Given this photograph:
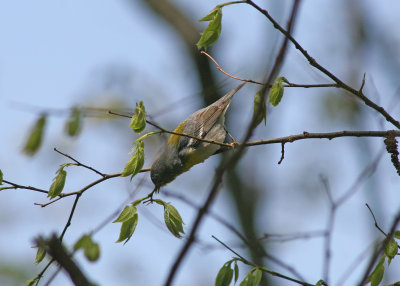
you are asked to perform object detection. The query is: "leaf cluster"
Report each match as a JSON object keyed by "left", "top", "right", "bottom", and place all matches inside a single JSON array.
[
  {"left": 215, "top": 259, "right": 263, "bottom": 286},
  {"left": 367, "top": 231, "right": 400, "bottom": 286}
]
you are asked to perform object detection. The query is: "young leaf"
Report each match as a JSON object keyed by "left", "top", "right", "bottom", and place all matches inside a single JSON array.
[
  {"left": 197, "top": 8, "right": 222, "bottom": 49},
  {"left": 84, "top": 240, "right": 100, "bottom": 261},
  {"left": 369, "top": 263, "right": 384, "bottom": 286},
  {"left": 74, "top": 234, "right": 100, "bottom": 262},
  {"left": 163, "top": 203, "right": 185, "bottom": 238},
  {"left": 130, "top": 101, "right": 146, "bottom": 133},
  {"left": 23, "top": 114, "right": 47, "bottom": 156},
  {"left": 252, "top": 89, "right": 267, "bottom": 127},
  {"left": 121, "top": 141, "right": 145, "bottom": 179},
  {"left": 113, "top": 205, "right": 137, "bottom": 223},
  {"left": 394, "top": 230, "right": 400, "bottom": 239},
  {"left": 48, "top": 169, "right": 67, "bottom": 199},
  {"left": 268, "top": 77, "right": 287, "bottom": 107},
  {"left": 251, "top": 268, "right": 262, "bottom": 285},
  {"left": 35, "top": 246, "right": 46, "bottom": 264},
  {"left": 74, "top": 234, "right": 91, "bottom": 251},
  {"left": 199, "top": 7, "right": 220, "bottom": 21},
  {"left": 215, "top": 263, "right": 233, "bottom": 286},
  {"left": 0, "top": 169, "right": 3, "bottom": 185},
  {"left": 116, "top": 214, "right": 139, "bottom": 244},
  {"left": 384, "top": 238, "right": 398, "bottom": 263},
  {"left": 234, "top": 262, "right": 239, "bottom": 284},
  {"left": 65, "top": 107, "right": 82, "bottom": 137}
]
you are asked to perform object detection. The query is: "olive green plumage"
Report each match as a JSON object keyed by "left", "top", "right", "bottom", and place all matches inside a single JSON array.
[{"left": 150, "top": 82, "right": 246, "bottom": 189}]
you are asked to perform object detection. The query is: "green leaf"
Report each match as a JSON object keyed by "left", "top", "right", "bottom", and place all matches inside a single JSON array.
[
  {"left": 239, "top": 268, "right": 262, "bottom": 286},
  {"left": 113, "top": 205, "right": 137, "bottom": 223},
  {"left": 48, "top": 169, "right": 67, "bottom": 199},
  {"left": 369, "top": 263, "right": 385, "bottom": 286},
  {"left": 199, "top": 8, "right": 220, "bottom": 21},
  {"left": 239, "top": 277, "right": 249, "bottom": 286},
  {"left": 234, "top": 262, "right": 239, "bottom": 284},
  {"left": 197, "top": 8, "right": 222, "bottom": 49},
  {"left": 130, "top": 101, "right": 146, "bottom": 133},
  {"left": 251, "top": 268, "right": 262, "bottom": 286},
  {"left": 84, "top": 240, "right": 100, "bottom": 262},
  {"left": 116, "top": 214, "right": 139, "bottom": 244},
  {"left": 121, "top": 141, "right": 145, "bottom": 179},
  {"left": 74, "top": 235, "right": 90, "bottom": 250},
  {"left": 215, "top": 263, "right": 233, "bottom": 286},
  {"left": 384, "top": 238, "right": 398, "bottom": 263},
  {"left": 74, "top": 234, "right": 100, "bottom": 262},
  {"left": 65, "top": 107, "right": 82, "bottom": 137},
  {"left": 163, "top": 203, "right": 185, "bottom": 238},
  {"left": 394, "top": 230, "right": 400, "bottom": 239},
  {"left": 35, "top": 246, "right": 46, "bottom": 264},
  {"left": 252, "top": 89, "right": 267, "bottom": 127},
  {"left": 23, "top": 114, "right": 46, "bottom": 156},
  {"left": 0, "top": 169, "right": 3, "bottom": 185},
  {"left": 268, "top": 77, "right": 286, "bottom": 107}
]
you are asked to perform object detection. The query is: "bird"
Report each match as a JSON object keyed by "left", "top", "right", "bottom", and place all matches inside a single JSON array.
[{"left": 149, "top": 82, "right": 246, "bottom": 196}]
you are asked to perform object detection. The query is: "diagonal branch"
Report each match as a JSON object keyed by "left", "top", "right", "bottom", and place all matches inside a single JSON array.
[
  {"left": 164, "top": 1, "right": 302, "bottom": 285},
  {"left": 245, "top": 0, "right": 400, "bottom": 129},
  {"left": 54, "top": 148, "right": 106, "bottom": 177}
]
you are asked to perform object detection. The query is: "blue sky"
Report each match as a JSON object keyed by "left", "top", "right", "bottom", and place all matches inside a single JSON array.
[{"left": 1, "top": 0, "right": 400, "bottom": 285}]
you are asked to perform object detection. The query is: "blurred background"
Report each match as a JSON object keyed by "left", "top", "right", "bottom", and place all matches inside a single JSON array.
[{"left": 1, "top": 0, "right": 400, "bottom": 285}]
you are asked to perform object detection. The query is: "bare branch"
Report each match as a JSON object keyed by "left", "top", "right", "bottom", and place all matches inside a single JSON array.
[
  {"left": 245, "top": 0, "right": 400, "bottom": 129},
  {"left": 54, "top": 148, "right": 106, "bottom": 177}
]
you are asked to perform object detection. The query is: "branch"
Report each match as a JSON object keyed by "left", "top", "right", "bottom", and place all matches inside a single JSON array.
[
  {"left": 365, "top": 203, "right": 387, "bottom": 236},
  {"left": 358, "top": 209, "right": 400, "bottom": 285},
  {"left": 164, "top": 1, "right": 302, "bottom": 285},
  {"left": 243, "top": 130, "right": 400, "bottom": 147},
  {"left": 201, "top": 51, "right": 339, "bottom": 89},
  {"left": 54, "top": 148, "right": 106, "bottom": 177},
  {"left": 212, "top": 236, "right": 314, "bottom": 286},
  {"left": 245, "top": 0, "right": 400, "bottom": 129},
  {"left": 1, "top": 179, "right": 48, "bottom": 194},
  {"left": 108, "top": 110, "right": 233, "bottom": 149},
  {"left": 36, "top": 235, "right": 92, "bottom": 286}
]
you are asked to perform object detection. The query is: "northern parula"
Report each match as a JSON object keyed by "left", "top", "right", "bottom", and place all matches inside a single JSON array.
[{"left": 150, "top": 82, "right": 246, "bottom": 192}]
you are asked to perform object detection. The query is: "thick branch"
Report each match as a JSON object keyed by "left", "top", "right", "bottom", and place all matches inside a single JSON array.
[{"left": 36, "top": 235, "right": 91, "bottom": 286}]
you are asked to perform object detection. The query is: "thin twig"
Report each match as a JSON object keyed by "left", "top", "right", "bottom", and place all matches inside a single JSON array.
[
  {"left": 245, "top": 0, "right": 400, "bottom": 129},
  {"left": 108, "top": 110, "right": 233, "bottom": 148},
  {"left": 54, "top": 148, "right": 106, "bottom": 177},
  {"left": 201, "top": 51, "right": 263, "bottom": 85},
  {"left": 212, "top": 236, "right": 314, "bottom": 286},
  {"left": 162, "top": 189, "right": 305, "bottom": 279},
  {"left": 2, "top": 179, "right": 48, "bottom": 194},
  {"left": 358, "top": 210, "right": 400, "bottom": 285},
  {"left": 34, "top": 197, "right": 63, "bottom": 208},
  {"left": 320, "top": 176, "right": 336, "bottom": 284},
  {"left": 278, "top": 142, "right": 285, "bottom": 164},
  {"left": 60, "top": 194, "right": 81, "bottom": 241},
  {"left": 201, "top": 51, "right": 339, "bottom": 89},
  {"left": 365, "top": 203, "right": 387, "bottom": 236}
]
